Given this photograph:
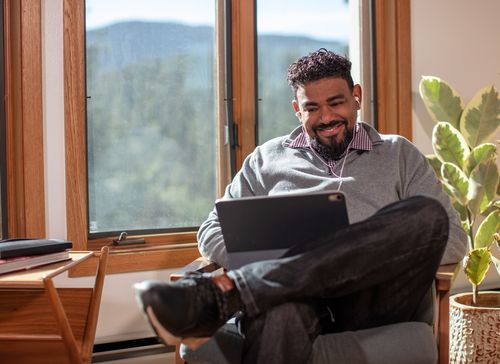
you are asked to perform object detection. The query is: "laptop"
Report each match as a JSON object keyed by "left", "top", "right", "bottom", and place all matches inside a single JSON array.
[{"left": 215, "top": 191, "right": 349, "bottom": 269}]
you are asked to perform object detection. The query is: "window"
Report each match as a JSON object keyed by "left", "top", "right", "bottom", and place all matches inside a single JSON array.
[
  {"left": 64, "top": 0, "right": 412, "bottom": 274},
  {"left": 84, "top": 0, "right": 364, "bottom": 238},
  {"left": 85, "top": 0, "right": 220, "bottom": 236},
  {"left": 70, "top": 0, "right": 366, "bottom": 263}
]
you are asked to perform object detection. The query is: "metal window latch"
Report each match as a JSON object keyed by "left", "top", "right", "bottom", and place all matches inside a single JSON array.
[{"left": 113, "top": 232, "right": 145, "bottom": 246}]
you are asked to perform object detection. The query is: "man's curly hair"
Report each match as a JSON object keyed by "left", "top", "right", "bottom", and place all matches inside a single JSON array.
[{"left": 287, "top": 48, "right": 354, "bottom": 97}]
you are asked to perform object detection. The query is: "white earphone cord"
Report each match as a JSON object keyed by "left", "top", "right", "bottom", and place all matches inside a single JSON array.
[{"left": 336, "top": 138, "right": 353, "bottom": 191}]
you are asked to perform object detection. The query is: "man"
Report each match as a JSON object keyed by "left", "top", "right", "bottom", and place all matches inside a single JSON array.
[{"left": 135, "top": 49, "right": 466, "bottom": 363}]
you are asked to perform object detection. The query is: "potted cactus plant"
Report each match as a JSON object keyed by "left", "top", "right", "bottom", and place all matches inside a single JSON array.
[{"left": 420, "top": 76, "right": 500, "bottom": 362}]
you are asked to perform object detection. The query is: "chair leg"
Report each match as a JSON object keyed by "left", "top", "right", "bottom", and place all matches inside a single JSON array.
[
  {"left": 435, "top": 264, "right": 456, "bottom": 364},
  {"left": 438, "top": 289, "right": 450, "bottom": 364}
]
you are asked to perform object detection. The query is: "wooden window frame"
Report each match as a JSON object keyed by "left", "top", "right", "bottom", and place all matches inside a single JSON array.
[
  {"left": 0, "top": 0, "right": 6, "bottom": 238},
  {"left": 63, "top": 0, "right": 411, "bottom": 275},
  {"left": 373, "top": 0, "right": 412, "bottom": 140},
  {"left": 4, "top": 0, "right": 46, "bottom": 238},
  {"left": 231, "top": 0, "right": 256, "bottom": 166}
]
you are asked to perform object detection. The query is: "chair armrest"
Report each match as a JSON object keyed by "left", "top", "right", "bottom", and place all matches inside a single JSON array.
[
  {"left": 435, "top": 263, "right": 459, "bottom": 292},
  {"left": 170, "top": 257, "right": 222, "bottom": 281},
  {"left": 434, "top": 263, "right": 459, "bottom": 364}
]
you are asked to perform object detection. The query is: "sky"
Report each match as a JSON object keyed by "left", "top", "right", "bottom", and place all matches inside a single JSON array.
[{"left": 86, "top": 0, "right": 351, "bottom": 42}]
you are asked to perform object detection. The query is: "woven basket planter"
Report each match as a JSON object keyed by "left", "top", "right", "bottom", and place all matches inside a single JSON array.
[{"left": 449, "top": 291, "right": 500, "bottom": 363}]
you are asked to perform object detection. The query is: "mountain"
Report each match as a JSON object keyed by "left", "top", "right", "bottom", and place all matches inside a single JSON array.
[
  {"left": 87, "top": 22, "right": 213, "bottom": 70},
  {"left": 86, "top": 21, "right": 346, "bottom": 70}
]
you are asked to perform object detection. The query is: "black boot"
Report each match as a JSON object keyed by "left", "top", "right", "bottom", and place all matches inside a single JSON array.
[{"left": 134, "top": 272, "right": 243, "bottom": 338}]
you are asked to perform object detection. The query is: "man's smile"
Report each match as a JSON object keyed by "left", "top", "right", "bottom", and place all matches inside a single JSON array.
[{"left": 314, "top": 120, "right": 347, "bottom": 138}]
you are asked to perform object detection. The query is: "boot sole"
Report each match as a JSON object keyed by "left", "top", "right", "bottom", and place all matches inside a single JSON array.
[
  {"left": 134, "top": 283, "right": 210, "bottom": 350},
  {"left": 147, "top": 307, "right": 211, "bottom": 350}
]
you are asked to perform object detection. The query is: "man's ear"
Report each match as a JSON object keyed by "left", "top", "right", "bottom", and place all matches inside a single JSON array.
[
  {"left": 353, "top": 84, "right": 362, "bottom": 107},
  {"left": 292, "top": 100, "right": 301, "bottom": 118}
]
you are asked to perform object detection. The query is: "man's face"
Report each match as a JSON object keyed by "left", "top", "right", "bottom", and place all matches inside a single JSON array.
[{"left": 293, "top": 77, "right": 361, "bottom": 152}]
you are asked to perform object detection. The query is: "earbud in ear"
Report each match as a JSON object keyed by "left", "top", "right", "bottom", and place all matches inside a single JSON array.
[{"left": 295, "top": 111, "right": 301, "bottom": 117}]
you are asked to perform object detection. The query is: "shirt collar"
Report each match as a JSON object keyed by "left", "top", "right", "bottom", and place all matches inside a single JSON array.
[{"left": 288, "top": 122, "right": 373, "bottom": 152}]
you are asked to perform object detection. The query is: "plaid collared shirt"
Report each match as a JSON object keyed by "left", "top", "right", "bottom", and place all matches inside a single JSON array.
[{"left": 288, "top": 122, "right": 373, "bottom": 173}]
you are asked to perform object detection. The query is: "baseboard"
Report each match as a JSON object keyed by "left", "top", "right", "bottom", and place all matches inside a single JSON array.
[{"left": 92, "top": 337, "right": 174, "bottom": 362}]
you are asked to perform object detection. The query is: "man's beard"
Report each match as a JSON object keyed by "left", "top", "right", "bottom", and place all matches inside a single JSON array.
[{"left": 311, "top": 127, "right": 354, "bottom": 160}]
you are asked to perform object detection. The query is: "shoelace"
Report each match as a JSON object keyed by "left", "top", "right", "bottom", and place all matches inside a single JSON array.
[{"left": 188, "top": 273, "right": 228, "bottom": 324}]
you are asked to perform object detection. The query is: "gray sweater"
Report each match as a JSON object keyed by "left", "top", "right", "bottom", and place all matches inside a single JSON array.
[{"left": 198, "top": 122, "right": 467, "bottom": 268}]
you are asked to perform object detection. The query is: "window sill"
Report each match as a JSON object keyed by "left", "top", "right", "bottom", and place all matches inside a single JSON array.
[{"left": 69, "top": 242, "right": 200, "bottom": 277}]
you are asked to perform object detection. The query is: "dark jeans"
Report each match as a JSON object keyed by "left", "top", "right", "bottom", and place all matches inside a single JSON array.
[{"left": 227, "top": 196, "right": 449, "bottom": 364}]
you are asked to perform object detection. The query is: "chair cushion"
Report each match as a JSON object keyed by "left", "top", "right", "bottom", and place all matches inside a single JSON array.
[
  {"left": 310, "top": 322, "right": 437, "bottom": 364},
  {"left": 181, "top": 320, "right": 436, "bottom": 364}
]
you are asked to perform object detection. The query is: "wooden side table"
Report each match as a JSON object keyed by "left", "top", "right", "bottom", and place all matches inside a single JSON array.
[{"left": 0, "top": 246, "right": 109, "bottom": 364}]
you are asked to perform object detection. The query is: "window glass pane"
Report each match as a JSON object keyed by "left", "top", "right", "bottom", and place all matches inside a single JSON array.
[
  {"left": 86, "top": 0, "right": 217, "bottom": 234},
  {"left": 257, "top": 0, "right": 354, "bottom": 144}
]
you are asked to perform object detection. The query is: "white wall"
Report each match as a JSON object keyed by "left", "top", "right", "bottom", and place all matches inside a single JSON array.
[
  {"left": 412, "top": 0, "right": 500, "bottom": 154},
  {"left": 40, "top": 0, "right": 499, "bottom": 343},
  {"left": 411, "top": 0, "right": 500, "bottom": 292}
]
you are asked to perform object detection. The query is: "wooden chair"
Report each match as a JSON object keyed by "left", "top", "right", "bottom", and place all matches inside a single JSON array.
[
  {"left": 171, "top": 258, "right": 458, "bottom": 364},
  {"left": 0, "top": 246, "right": 109, "bottom": 364}
]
